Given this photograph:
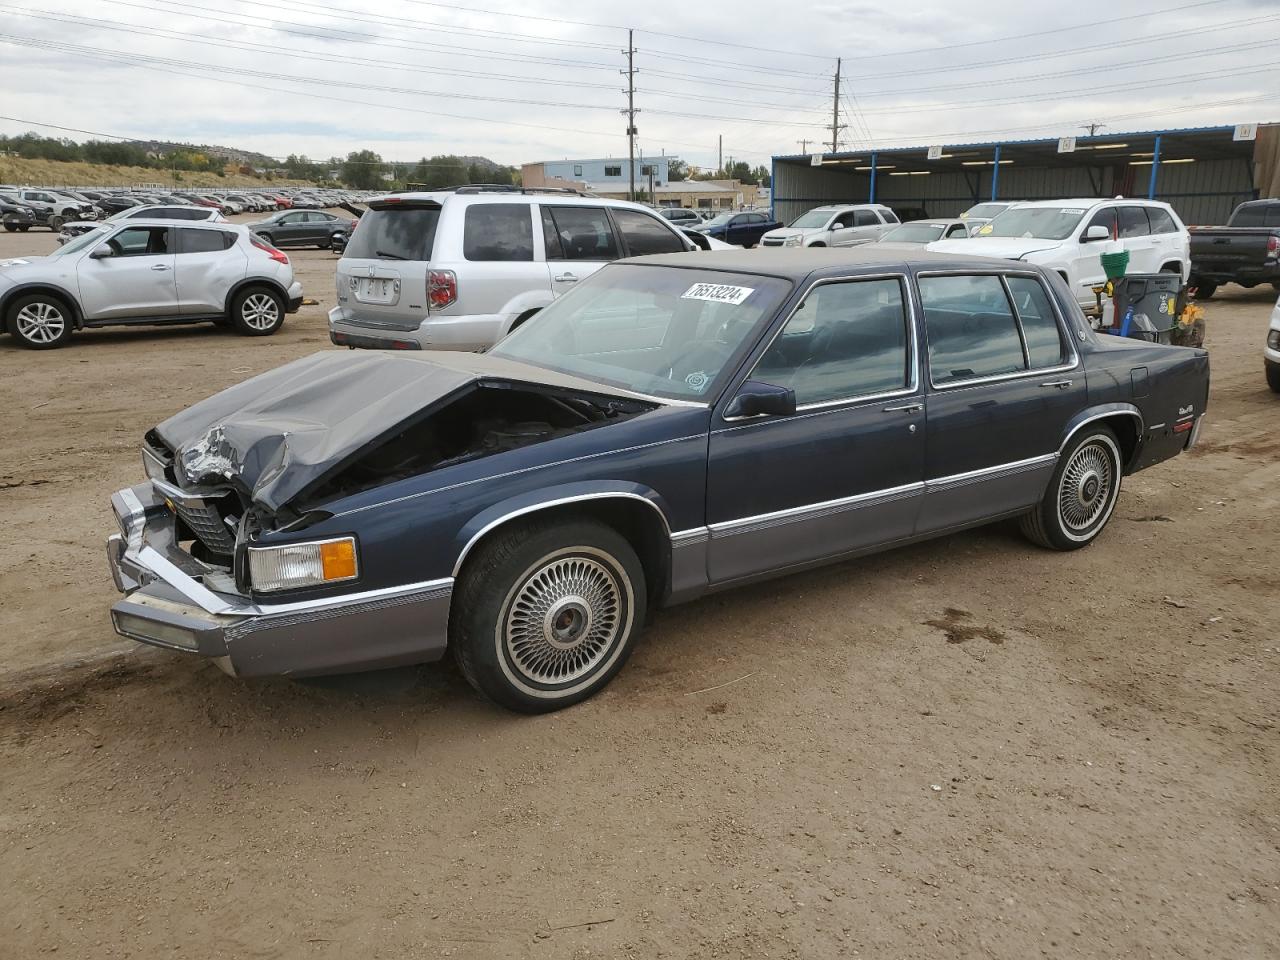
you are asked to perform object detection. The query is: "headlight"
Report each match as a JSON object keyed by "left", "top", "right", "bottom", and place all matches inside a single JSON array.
[
  {"left": 784, "top": 235, "right": 801, "bottom": 247},
  {"left": 248, "top": 536, "right": 359, "bottom": 592},
  {"left": 1268, "top": 329, "right": 1280, "bottom": 350}
]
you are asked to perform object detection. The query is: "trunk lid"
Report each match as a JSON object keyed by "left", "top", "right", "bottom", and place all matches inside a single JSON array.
[{"left": 335, "top": 198, "right": 441, "bottom": 331}]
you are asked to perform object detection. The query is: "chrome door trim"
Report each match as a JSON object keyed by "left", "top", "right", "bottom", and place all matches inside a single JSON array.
[
  {"left": 719, "top": 271, "right": 920, "bottom": 424},
  {"left": 708, "top": 481, "right": 924, "bottom": 538},
  {"left": 914, "top": 268, "right": 1081, "bottom": 391},
  {"left": 926, "top": 453, "right": 1058, "bottom": 492},
  {"left": 670, "top": 527, "right": 710, "bottom": 546}
]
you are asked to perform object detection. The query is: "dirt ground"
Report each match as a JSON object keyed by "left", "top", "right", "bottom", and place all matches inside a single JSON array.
[{"left": 1, "top": 219, "right": 1277, "bottom": 959}]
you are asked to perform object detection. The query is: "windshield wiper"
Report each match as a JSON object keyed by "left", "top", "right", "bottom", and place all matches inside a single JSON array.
[{"left": 375, "top": 249, "right": 407, "bottom": 260}]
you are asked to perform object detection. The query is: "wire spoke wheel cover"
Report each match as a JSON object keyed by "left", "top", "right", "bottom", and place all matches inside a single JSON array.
[
  {"left": 241, "top": 293, "right": 280, "bottom": 330},
  {"left": 499, "top": 548, "right": 630, "bottom": 690},
  {"left": 15, "top": 301, "right": 66, "bottom": 344},
  {"left": 1058, "top": 438, "right": 1116, "bottom": 535}
]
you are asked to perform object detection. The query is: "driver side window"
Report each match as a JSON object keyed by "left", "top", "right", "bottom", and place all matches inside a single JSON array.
[
  {"left": 108, "top": 227, "right": 170, "bottom": 257},
  {"left": 753, "top": 277, "right": 911, "bottom": 406}
]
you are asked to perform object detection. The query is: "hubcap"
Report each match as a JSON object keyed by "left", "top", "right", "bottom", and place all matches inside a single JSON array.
[
  {"left": 15, "top": 302, "right": 66, "bottom": 344},
  {"left": 241, "top": 293, "right": 280, "bottom": 330},
  {"left": 1059, "top": 441, "right": 1115, "bottom": 532},
  {"left": 504, "top": 555, "right": 622, "bottom": 685}
]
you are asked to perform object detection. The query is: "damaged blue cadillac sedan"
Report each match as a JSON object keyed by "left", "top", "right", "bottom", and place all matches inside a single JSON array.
[{"left": 107, "top": 249, "right": 1209, "bottom": 712}]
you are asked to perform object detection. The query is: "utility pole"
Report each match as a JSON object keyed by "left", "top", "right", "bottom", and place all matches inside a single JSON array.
[
  {"left": 797, "top": 138, "right": 812, "bottom": 154},
  {"left": 829, "top": 57, "right": 845, "bottom": 154},
  {"left": 1081, "top": 122, "right": 1107, "bottom": 138},
  {"left": 621, "top": 29, "right": 639, "bottom": 202}
]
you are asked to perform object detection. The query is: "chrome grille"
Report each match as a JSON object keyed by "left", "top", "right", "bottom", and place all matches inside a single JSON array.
[
  {"left": 761, "top": 238, "right": 786, "bottom": 246},
  {"left": 175, "top": 499, "right": 238, "bottom": 556}
]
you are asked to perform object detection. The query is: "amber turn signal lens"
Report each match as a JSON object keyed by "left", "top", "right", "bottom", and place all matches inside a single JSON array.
[{"left": 320, "top": 539, "right": 358, "bottom": 581}]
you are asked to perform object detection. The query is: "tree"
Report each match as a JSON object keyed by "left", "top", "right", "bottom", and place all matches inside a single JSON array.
[
  {"left": 341, "top": 149, "right": 385, "bottom": 190},
  {"left": 752, "top": 165, "right": 771, "bottom": 187},
  {"left": 667, "top": 158, "right": 689, "bottom": 182}
]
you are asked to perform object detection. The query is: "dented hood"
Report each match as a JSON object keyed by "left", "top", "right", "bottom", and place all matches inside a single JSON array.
[{"left": 154, "top": 350, "right": 660, "bottom": 513}]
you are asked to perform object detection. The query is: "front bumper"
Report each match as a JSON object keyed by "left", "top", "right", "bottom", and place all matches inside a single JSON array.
[
  {"left": 106, "top": 483, "right": 452, "bottom": 677},
  {"left": 286, "top": 281, "right": 304, "bottom": 313},
  {"left": 328, "top": 306, "right": 502, "bottom": 352}
]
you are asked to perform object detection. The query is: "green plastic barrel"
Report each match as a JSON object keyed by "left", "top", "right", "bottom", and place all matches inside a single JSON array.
[{"left": 1100, "top": 249, "right": 1130, "bottom": 280}]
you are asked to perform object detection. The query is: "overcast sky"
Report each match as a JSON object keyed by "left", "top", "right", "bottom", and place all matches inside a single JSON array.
[{"left": 0, "top": 0, "right": 1276, "bottom": 171}]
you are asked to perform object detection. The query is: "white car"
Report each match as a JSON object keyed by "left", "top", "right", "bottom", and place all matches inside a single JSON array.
[
  {"left": 58, "top": 204, "right": 227, "bottom": 244},
  {"left": 1266, "top": 292, "right": 1280, "bottom": 392},
  {"left": 330, "top": 188, "right": 704, "bottom": 351},
  {"left": 759, "top": 203, "right": 899, "bottom": 248},
  {"left": 0, "top": 220, "right": 303, "bottom": 349},
  {"left": 929, "top": 198, "right": 1191, "bottom": 307},
  {"left": 958, "top": 201, "right": 1020, "bottom": 236}
]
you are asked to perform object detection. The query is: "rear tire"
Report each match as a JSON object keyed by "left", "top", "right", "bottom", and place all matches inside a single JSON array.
[
  {"left": 254, "top": 232, "right": 274, "bottom": 246},
  {"left": 6, "top": 293, "right": 74, "bottom": 349},
  {"left": 1020, "top": 427, "right": 1123, "bottom": 551},
  {"left": 3, "top": 222, "right": 16, "bottom": 233},
  {"left": 1192, "top": 282, "right": 1216, "bottom": 300},
  {"left": 17, "top": 224, "right": 30, "bottom": 232},
  {"left": 229, "top": 286, "right": 285, "bottom": 336},
  {"left": 48, "top": 215, "right": 65, "bottom": 232},
  {"left": 1267, "top": 360, "right": 1280, "bottom": 394},
  {"left": 451, "top": 519, "right": 647, "bottom": 713}
]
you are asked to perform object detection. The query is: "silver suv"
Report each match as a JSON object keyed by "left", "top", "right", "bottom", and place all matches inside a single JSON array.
[
  {"left": 0, "top": 220, "right": 303, "bottom": 349},
  {"left": 329, "top": 188, "right": 698, "bottom": 351},
  {"left": 759, "top": 203, "right": 899, "bottom": 248}
]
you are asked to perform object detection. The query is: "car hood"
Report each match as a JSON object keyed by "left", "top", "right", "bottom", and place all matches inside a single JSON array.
[
  {"left": 927, "top": 236, "right": 1064, "bottom": 259},
  {"left": 761, "top": 227, "right": 823, "bottom": 240},
  {"left": 154, "top": 351, "right": 673, "bottom": 513}
]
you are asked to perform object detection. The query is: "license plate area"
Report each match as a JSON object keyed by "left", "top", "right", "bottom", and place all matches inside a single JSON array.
[{"left": 353, "top": 276, "right": 401, "bottom": 304}]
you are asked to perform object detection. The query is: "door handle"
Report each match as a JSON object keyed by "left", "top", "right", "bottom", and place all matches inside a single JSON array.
[
  {"left": 1039, "top": 379, "right": 1073, "bottom": 389},
  {"left": 882, "top": 402, "right": 923, "bottom": 413},
  {"left": 553, "top": 273, "right": 578, "bottom": 283},
  {"left": 151, "top": 264, "right": 171, "bottom": 271}
]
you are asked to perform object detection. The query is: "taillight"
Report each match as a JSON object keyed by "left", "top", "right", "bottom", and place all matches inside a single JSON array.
[
  {"left": 251, "top": 236, "right": 289, "bottom": 265},
  {"left": 428, "top": 269, "right": 456, "bottom": 310},
  {"left": 1268, "top": 235, "right": 1278, "bottom": 256}
]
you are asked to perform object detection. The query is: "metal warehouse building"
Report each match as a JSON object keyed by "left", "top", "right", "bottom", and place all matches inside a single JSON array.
[{"left": 771, "top": 123, "right": 1280, "bottom": 228}]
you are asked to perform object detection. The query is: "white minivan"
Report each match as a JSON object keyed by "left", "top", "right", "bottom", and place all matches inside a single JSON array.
[{"left": 929, "top": 198, "right": 1191, "bottom": 307}]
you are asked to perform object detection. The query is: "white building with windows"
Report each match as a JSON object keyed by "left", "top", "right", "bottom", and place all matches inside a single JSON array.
[{"left": 522, "top": 156, "right": 674, "bottom": 192}]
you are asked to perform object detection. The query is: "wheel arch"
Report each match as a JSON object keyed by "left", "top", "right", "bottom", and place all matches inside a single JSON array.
[
  {"left": 450, "top": 485, "right": 674, "bottom": 605},
  {"left": 1059, "top": 404, "right": 1143, "bottom": 472},
  {"left": 223, "top": 276, "right": 289, "bottom": 316},
  {"left": 1, "top": 283, "right": 85, "bottom": 330}
]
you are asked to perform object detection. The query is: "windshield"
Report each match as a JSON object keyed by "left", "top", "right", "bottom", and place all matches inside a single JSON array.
[
  {"left": 962, "top": 203, "right": 1009, "bottom": 220},
  {"left": 789, "top": 210, "right": 834, "bottom": 229},
  {"left": 343, "top": 204, "right": 439, "bottom": 261},
  {"left": 982, "top": 206, "right": 1086, "bottom": 241},
  {"left": 51, "top": 227, "right": 108, "bottom": 257},
  {"left": 880, "top": 223, "right": 946, "bottom": 243},
  {"left": 490, "top": 264, "right": 792, "bottom": 401}
]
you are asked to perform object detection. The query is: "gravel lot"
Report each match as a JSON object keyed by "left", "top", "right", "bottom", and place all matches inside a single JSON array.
[{"left": 1, "top": 218, "right": 1277, "bottom": 958}]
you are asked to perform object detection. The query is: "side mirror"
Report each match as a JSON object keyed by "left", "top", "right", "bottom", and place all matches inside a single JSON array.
[
  {"left": 1083, "top": 225, "right": 1110, "bottom": 242},
  {"left": 725, "top": 380, "right": 797, "bottom": 419},
  {"left": 89, "top": 245, "right": 113, "bottom": 259}
]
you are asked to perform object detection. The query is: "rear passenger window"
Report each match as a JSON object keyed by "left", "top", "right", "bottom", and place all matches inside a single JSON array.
[
  {"left": 463, "top": 203, "right": 533, "bottom": 261},
  {"left": 542, "top": 207, "right": 619, "bottom": 261},
  {"left": 1006, "top": 276, "right": 1066, "bottom": 369},
  {"left": 854, "top": 210, "right": 879, "bottom": 227},
  {"left": 176, "top": 229, "right": 234, "bottom": 254},
  {"left": 1146, "top": 207, "right": 1178, "bottom": 234},
  {"left": 881, "top": 210, "right": 899, "bottom": 224},
  {"left": 1119, "top": 206, "right": 1150, "bottom": 237},
  {"left": 611, "top": 209, "right": 686, "bottom": 256},
  {"left": 920, "top": 274, "right": 1025, "bottom": 384},
  {"left": 754, "top": 278, "right": 910, "bottom": 405}
]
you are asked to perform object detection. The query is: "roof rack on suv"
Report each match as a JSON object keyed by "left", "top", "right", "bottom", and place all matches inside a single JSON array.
[{"left": 445, "top": 183, "right": 593, "bottom": 197}]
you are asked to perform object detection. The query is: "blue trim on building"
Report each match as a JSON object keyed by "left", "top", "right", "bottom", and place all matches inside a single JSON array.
[{"left": 1147, "top": 134, "right": 1162, "bottom": 200}]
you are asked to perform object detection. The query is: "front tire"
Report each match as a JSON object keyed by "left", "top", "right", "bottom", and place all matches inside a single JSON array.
[
  {"left": 48, "top": 215, "right": 65, "bottom": 232},
  {"left": 451, "top": 519, "right": 647, "bottom": 713},
  {"left": 1267, "top": 360, "right": 1280, "bottom": 394},
  {"left": 1020, "top": 427, "right": 1123, "bottom": 551},
  {"left": 6, "top": 293, "right": 73, "bottom": 349},
  {"left": 229, "top": 286, "right": 285, "bottom": 336}
]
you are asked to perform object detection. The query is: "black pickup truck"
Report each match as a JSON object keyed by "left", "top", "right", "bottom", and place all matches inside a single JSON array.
[{"left": 1189, "top": 199, "right": 1280, "bottom": 299}]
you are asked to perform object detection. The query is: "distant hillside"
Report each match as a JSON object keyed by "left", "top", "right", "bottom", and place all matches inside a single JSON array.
[
  {"left": 0, "top": 156, "right": 313, "bottom": 189},
  {"left": 129, "top": 139, "right": 279, "bottom": 169}
]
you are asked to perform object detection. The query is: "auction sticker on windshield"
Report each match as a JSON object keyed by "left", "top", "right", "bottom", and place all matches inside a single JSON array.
[{"left": 682, "top": 282, "right": 755, "bottom": 305}]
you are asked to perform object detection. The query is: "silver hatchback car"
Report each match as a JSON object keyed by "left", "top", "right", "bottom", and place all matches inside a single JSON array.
[
  {"left": 0, "top": 220, "right": 303, "bottom": 349},
  {"left": 328, "top": 188, "right": 699, "bottom": 351}
]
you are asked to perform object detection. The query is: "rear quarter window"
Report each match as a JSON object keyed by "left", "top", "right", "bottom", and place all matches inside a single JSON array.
[{"left": 463, "top": 203, "right": 534, "bottom": 262}]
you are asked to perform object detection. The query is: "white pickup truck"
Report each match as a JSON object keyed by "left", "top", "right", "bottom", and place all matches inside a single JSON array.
[{"left": 759, "top": 203, "right": 899, "bottom": 248}]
